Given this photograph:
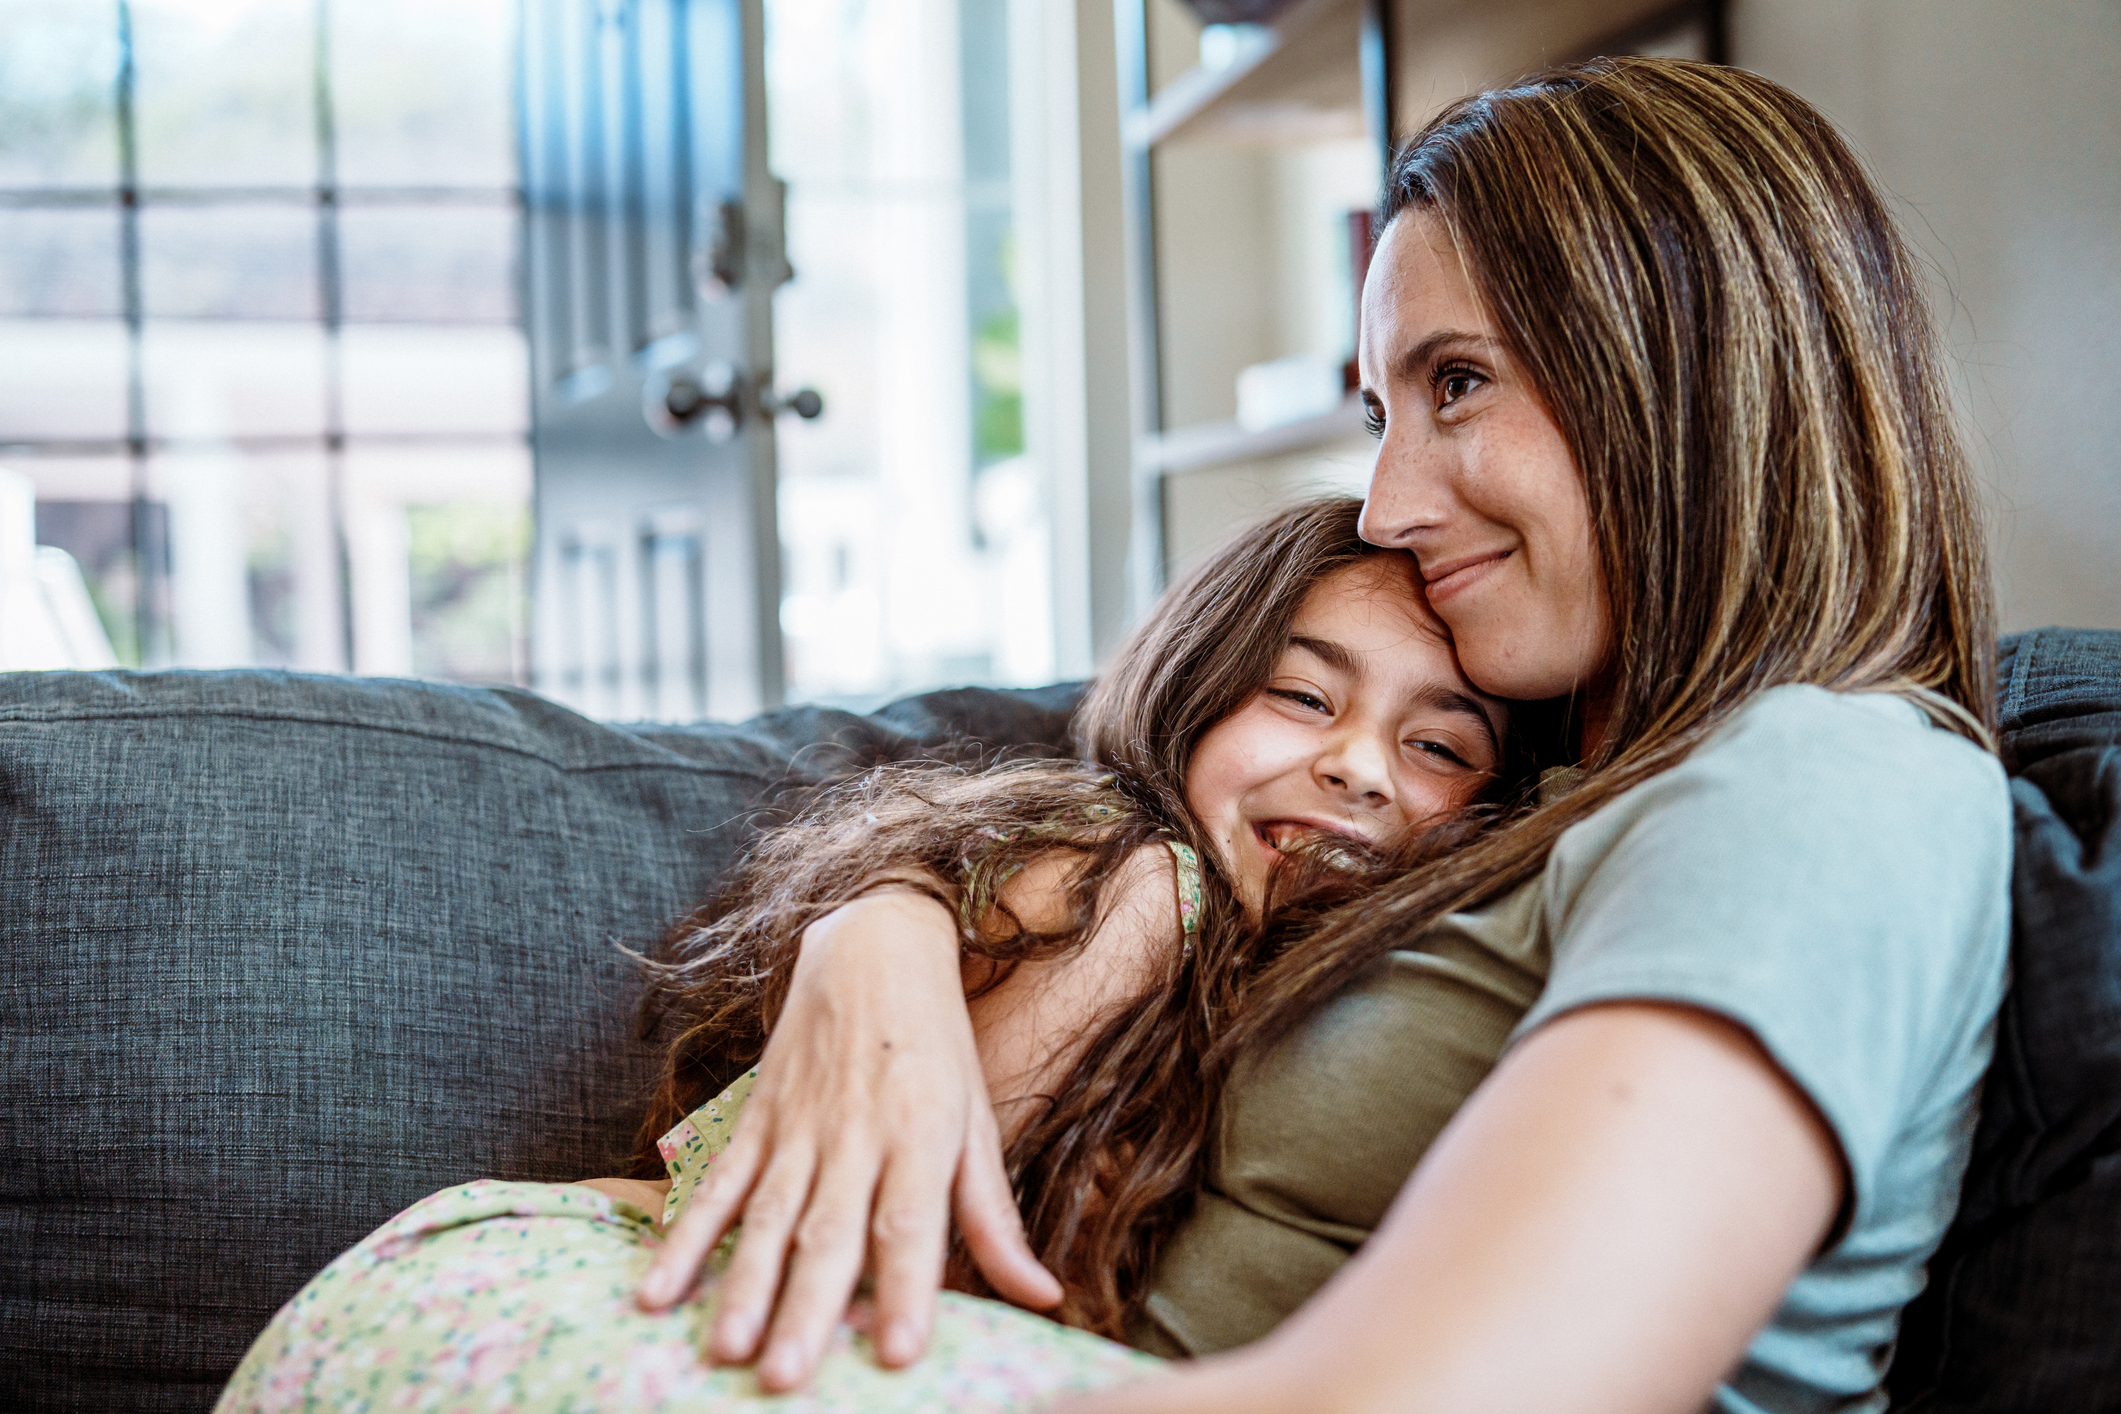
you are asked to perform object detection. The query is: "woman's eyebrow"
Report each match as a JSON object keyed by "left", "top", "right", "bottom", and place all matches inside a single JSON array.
[{"left": 1392, "top": 329, "right": 1499, "bottom": 384}]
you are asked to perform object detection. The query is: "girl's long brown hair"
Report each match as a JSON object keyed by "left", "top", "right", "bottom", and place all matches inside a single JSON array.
[
  {"left": 633, "top": 498, "right": 1480, "bottom": 1337},
  {"left": 1214, "top": 56, "right": 1997, "bottom": 1061}
]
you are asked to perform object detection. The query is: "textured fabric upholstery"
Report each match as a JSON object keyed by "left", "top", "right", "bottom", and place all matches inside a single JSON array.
[
  {"left": 0, "top": 670, "right": 1080, "bottom": 1413},
  {"left": 1888, "top": 629, "right": 2121, "bottom": 1413}
]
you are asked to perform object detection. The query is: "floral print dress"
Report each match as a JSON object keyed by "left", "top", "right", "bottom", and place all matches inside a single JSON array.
[{"left": 215, "top": 841, "right": 1202, "bottom": 1413}]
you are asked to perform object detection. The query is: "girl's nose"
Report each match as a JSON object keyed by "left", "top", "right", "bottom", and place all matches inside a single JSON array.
[{"left": 1315, "top": 729, "right": 1394, "bottom": 808}]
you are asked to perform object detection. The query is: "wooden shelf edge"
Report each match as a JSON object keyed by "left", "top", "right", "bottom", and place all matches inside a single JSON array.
[
  {"left": 1124, "top": 0, "right": 1352, "bottom": 151},
  {"left": 1139, "top": 393, "right": 1371, "bottom": 476}
]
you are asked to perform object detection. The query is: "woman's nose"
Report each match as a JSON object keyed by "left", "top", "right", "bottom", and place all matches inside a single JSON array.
[{"left": 1359, "top": 426, "right": 1446, "bottom": 549}]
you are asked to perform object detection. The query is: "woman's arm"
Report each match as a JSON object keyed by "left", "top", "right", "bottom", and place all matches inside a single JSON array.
[
  {"left": 637, "top": 888, "right": 1053, "bottom": 1387},
  {"left": 637, "top": 844, "right": 1182, "bottom": 1392},
  {"left": 1061, "top": 1000, "right": 1842, "bottom": 1414}
]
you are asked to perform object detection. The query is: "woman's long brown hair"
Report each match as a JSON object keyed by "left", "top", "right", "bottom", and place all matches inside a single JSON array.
[
  {"left": 632, "top": 498, "right": 1482, "bottom": 1337},
  {"left": 1213, "top": 56, "right": 1997, "bottom": 1063}
]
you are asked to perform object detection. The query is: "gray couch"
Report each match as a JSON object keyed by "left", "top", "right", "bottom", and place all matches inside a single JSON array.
[{"left": 3, "top": 635, "right": 2117, "bottom": 1413}]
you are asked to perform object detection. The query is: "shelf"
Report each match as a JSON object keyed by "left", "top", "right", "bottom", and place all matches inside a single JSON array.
[
  {"left": 1124, "top": 0, "right": 1366, "bottom": 150},
  {"left": 1139, "top": 393, "right": 1371, "bottom": 476}
]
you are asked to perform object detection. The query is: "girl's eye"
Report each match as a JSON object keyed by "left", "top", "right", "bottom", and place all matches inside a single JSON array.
[
  {"left": 1362, "top": 400, "right": 1385, "bottom": 438},
  {"left": 1432, "top": 363, "right": 1483, "bottom": 408},
  {"left": 1268, "top": 687, "right": 1330, "bottom": 714},
  {"left": 1408, "top": 738, "right": 1474, "bottom": 769}
]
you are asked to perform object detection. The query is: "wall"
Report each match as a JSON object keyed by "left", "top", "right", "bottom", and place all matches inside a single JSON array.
[{"left": 1733, "top": 0, "right": 2121, "bottom": 633}]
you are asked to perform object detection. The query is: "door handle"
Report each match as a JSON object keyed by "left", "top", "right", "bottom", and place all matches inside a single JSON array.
[
  {"left": 649, "top": 361, "right": 743, "bottom": 441},
  {"left": 648, "top": 361, "right": 824, "bottom": 440},
  {"left": 760, "top": 385, "right": 824, "bottom": 420}
]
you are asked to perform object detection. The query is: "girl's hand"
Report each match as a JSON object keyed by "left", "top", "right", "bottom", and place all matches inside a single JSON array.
[{"left": 635, "top": 888, "right": 1063, "bottom": 1392}]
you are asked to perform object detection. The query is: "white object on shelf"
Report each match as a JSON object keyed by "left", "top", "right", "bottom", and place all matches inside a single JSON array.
[
  {"left": 0, "top": 466, "right": 121, "bottom": 672},
  {"left": 1236, "top": 351, "right": 1347, "bottom": 432},
  {"left": 1140, "top": 392, "right": 1370, "bottom": 476}
]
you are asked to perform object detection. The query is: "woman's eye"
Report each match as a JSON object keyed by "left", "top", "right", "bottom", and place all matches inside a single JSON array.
[
  {"left": 1433, "top": 363, "right": 1483, "bottom": 408},
  {"left": 1362, "top": 402, "right": 1385, "bottom": 438},
  {"left": 1268, "top": 688, "right": 1330, "bottom": 714}
]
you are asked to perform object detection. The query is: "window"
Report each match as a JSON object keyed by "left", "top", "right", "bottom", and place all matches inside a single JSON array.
[
  {"left": 767, "top": 0, "right": 1055, "bottom": 704},
  {"left": 0, "top": 0, "right": 530, "bottom": 680}
]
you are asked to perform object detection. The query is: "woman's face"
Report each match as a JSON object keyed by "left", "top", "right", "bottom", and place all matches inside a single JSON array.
[
  {"left": 1185, "top": 555, "right": 1504, "bottom": 916},
  {"left": 1355, "top": 213, "right": 1614, "bottom": 710}
]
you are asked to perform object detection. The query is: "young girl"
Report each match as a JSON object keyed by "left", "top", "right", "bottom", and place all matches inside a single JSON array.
[{"left": 216, "top": 497, "right": 1512, "bottom": 1412}]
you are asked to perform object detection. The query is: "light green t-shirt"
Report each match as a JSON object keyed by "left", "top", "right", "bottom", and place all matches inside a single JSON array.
[{"left": 1138, "top": 685, "right": 2012, "bottom": 1414}]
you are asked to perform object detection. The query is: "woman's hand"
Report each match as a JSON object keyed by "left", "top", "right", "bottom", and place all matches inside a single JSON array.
[{"left": 636, "top": 888, "right": 1063, "bottom": 1391}]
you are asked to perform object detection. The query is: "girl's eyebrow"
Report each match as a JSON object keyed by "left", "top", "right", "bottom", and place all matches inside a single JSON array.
[
  {"left": 1288, "top": 635, "right": 1360, "bottom": 677},
  {"left": 1410, "top": 682, "right": 1504, "bottom": 758}
]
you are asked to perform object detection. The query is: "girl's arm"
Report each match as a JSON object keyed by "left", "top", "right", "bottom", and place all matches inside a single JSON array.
[
  {"left": 639, "top": 844, "right": 1184, "bottom": 1393},
  {"left": 1062, "top": 1000, "right": 1842, "bottom": 1414}
]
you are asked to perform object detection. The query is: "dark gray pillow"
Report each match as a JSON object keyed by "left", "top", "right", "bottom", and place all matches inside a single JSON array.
[
  {"left": 0, "top": 669, "right": 1080, "bottom": 1413},
  {"left": 1889, "top": 629, "right": 2121, "bottom": 1413}
]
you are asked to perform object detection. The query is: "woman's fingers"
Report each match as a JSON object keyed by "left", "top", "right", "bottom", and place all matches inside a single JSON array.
[
  {"left": 750, "top": 1154, "right": 890, "bottom": 1390},
  {"left": 864, "top": 1141, "right": 958, "bottom": 1366},
  {"left": 705, "top": 1145, "right": 823, "bottom": 1363},
  {"left": 636, "top": 1127, "right": 767, "bottom": 1309},
  {"left": 955, "top": 1108, "right": 1064, "bottom": 1311}
]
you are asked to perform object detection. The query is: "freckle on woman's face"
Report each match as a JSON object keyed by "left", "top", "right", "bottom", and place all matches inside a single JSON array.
[{"left": 1354, "top": 213, "right": 1613, "bottom": 709}]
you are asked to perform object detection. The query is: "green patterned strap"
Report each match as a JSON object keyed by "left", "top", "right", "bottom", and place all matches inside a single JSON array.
[{"left": 657, "top": 1067, "right": 759, "bottom": 1230}]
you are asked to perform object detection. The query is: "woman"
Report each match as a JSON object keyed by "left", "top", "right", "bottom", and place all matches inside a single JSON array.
[
  {"left": 646, "top": 57, "right": 2010, "bottom": 1414},
  {"left": 218, "top": 498, "right": 1510, "bottom": 1412}
]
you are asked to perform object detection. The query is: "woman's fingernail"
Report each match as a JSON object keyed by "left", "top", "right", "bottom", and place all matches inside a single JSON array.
[
  {"left": 715, "top": 1312, "right": 758, "bottom": 1359},
  {"left": 760, "top": 1339, "right": 802, "bottom": 1385},
  {"left": 880, "top": 1318, "right": 918, "bottom": 1363}
]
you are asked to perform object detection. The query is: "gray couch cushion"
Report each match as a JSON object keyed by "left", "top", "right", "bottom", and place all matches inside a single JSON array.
[
  {"left": 0, "top": 669, "right": 1080, "bottom": 1413},
  {"left": 1888, "top": 629, "right": 2121, "bottom": 1412}
]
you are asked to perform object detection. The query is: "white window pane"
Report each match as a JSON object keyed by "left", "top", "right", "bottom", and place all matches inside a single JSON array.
[
  {"left": 0, "top": 207, "right": 122, "bottom": 318},
  {"left": 131, "top": 0, "right": 314, "bottom": 188},
  {"left": 0, "top": 2, "right": 122, "bottom": 188},
  {"left": 0, "top": 317, "right": 129, "bottom": 442},
  {"left": 142, "top": 447, "right": 341, "bottom": 671},
  {"left": 331, "top": 0, "right": 515, "bottom": 189},
  {"left": 338, "top": 204, "right": 517, "bottom": 324},
  {"left": 343, "top": 442, "right": 530, "bottom": 682},
  {"left": 766, "top": 0, "right": 1044, "bottom": 701},
  {"left": 339, "top": 326, "right": 529, "bottom": 438},
  {"left": 20, "top": 459, "right": 145, "bottom": 664},
  {"left": 140, "top": 204, "right": 319, "bottom": 321},
  {"left": 142, "top": 320, "right": 328, "bottom": 441}
]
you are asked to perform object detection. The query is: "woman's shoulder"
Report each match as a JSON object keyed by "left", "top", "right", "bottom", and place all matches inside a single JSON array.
[
  {"left": 1641, "top": 682, "right": 2008, "bottom": 838},
  {"left": 1544, "top": 682, "right": 2013, "bottom": 970}
]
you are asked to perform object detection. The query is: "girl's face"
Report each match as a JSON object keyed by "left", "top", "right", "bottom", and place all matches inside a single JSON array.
[
  {"left": 1185, "top": 555, "right": 1504, "bottom": 916},
  {"left": 1354, "top": 213, "right": 1615, "bottom": 717}
]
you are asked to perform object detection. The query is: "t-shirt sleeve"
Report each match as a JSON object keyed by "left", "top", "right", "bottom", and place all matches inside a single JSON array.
[{"left": 1514, "top": 686, "right": 2012, "bottom": 1218}]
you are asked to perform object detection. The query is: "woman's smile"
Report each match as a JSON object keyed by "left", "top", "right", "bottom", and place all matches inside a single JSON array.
[{"left": 1421, "top": 548, "right": 1515, "bottom": 605}]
